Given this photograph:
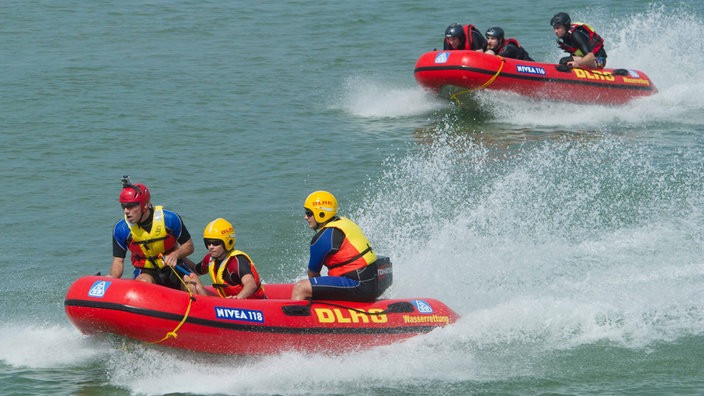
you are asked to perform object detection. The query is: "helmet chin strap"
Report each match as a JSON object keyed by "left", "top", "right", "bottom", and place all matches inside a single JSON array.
[{"left": 135, "top": 206, "right": 152, "bottom": 225}]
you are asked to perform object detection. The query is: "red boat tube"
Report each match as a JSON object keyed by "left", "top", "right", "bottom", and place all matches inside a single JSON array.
[
  {"left": 64, "top": 276, "right": 460, "bottom": 355},
  {"left": 414, "top": 50, "right": 657, "bottom": 104}
]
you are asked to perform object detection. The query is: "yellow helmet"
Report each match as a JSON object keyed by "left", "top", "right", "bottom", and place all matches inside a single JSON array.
[
  {"left": 203, "top": 218, "right": 235, "bottom": 250},
  {"left": 304, "top": 190, "right": 338, "bottom": 223}
]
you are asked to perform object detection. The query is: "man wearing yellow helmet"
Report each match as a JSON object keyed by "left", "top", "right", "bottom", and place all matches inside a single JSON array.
[
  {"left": 291, "top": 191, "right": 378, "bottom": 302},
  {"left": 185, "top": 218, "right": 266, "bottom": 299}
]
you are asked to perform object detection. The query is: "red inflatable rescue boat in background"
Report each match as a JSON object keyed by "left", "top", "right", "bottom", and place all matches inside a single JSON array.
[{"left": 414, "top": 50, "right": 657, "bottom": 105}]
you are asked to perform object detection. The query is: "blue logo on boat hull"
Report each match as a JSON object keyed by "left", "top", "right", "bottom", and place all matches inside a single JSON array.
[
  {"left": 412, "top": 300, "right": 434, "bottom": 314},
  {"left": 88, "top": 280, "right": 111, "bottom": 298},
  {"left": 434, "top": 52, "right": 450, "bottom": 64}
]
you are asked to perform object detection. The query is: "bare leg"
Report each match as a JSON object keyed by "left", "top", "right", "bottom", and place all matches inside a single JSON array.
[
  {"left": 184, "top": 273, "right": 207, "bottom": 295},
  {"left": 135, "top": 273, "right": 156, "bottom": 283},
  {"left": 291, "top": 279, "right": 312, "bottom": 300}
]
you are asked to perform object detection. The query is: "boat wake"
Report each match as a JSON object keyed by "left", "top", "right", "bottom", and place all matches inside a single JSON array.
[
  {"left": 0, "top": 323, "right": 107, "bottom": 369},
  {"left": 335, "top": 75, "right": 447, "bottom": 118}
]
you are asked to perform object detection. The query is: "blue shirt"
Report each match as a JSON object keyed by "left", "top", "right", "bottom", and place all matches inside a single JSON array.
[{"left": 307, "top": 227, "right": 344, "bottom": 273}]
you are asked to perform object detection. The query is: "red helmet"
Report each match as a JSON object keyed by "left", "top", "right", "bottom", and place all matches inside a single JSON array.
[{"left": 119, "top": 183, "right": 151, "bottom": 211}]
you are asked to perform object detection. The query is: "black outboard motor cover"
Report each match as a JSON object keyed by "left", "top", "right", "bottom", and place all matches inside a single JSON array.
[{"left": 375, "top": 256, "right": 393, "bottom": 297}]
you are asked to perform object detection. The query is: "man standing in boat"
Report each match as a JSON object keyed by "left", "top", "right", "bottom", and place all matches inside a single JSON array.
[
  {"left": 550, "top": 12, "right": 607, "bottom": 69},
  {"left": 184, "top": 218, "right": 266, "bottom": 299},
  {"left": 291, "top": 191, "right": 379, "bottom": 302},
  {"left": 443, "top": 23, "right": 486, "bottom": 52},
  {"left": 484, "top": 27, "right": 533, "bottom": 61},
  {"left": 108, "top": 176, "right": 195, "bottom": 290}
]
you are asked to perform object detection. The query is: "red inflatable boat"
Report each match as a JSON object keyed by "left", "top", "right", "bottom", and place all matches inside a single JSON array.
[
  {"left": 414, "top": 50, "right": 657, "bottom": 105},
  {"left": 64, "top": 275, "right": 460, "bottom": 355}
]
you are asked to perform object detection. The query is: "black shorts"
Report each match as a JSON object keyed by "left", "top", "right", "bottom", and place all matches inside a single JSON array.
[
  {"left": 311, "top": 264, "right": 378, "bottom": 302},
  {"left": 135, "top": 267, "right": 183, "bottom": 290}
]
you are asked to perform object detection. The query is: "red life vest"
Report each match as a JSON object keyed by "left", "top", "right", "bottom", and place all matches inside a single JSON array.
[
  {"left": 464, "top": 24, "right": 480, "bottom": 50},
  {"left": 496, "top": 38, "right": 519, "bottom": 53},
  {"left": 558, "top": 23, "right": 604, "bottom": 56},
  {"left": 446, "top": 24, "right": 481, "bottom": 50},
  {"left": 321, "top": 217, "right": 376, "bottom": 276},
  {"left": 494, "top": 38, "right": 533, "bottom": 61}
]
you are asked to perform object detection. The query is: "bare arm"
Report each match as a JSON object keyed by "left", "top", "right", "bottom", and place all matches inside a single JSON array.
[
  {"left": 570, "top": 52, "right": 595, "bottom": 68},
  {"left": 234, "top": 274, "right": 258, "bottom": 299},
  {"left": 162, "top": 239, "right": 195, "bottom": 268},
  {"left": 568, "top": 30, "right": 597, "bottom": 68},
  {"left": 108, "top": 256, "right": 125, "bottom": 278}
]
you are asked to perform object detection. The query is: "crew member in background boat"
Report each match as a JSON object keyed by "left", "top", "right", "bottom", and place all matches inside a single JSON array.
[
  {"left": 484, "top": 27, "right": 534, "bottom": 61},
  {"left": 184, "top": 218, "right": 266, "bottom": 299},
  {"left": 108, "top": 176, "right": 195, "bottom": 290},
  {"left": 550, "top": 12, "right": 607, "bottom": 69},
  {"left": 443, "top": 22, "right": 486, "bottom": 52},
  {"left": 291, "top": 191, "right": 379, "bottom": 302}
]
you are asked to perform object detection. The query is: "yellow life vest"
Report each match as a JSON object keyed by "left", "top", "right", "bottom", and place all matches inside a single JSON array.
[
  {"left": 126, "top": 206, "right": 174, "bottom": 269},
  {"left": 207, "top": 249, "right": 265, "bottom": 298}
]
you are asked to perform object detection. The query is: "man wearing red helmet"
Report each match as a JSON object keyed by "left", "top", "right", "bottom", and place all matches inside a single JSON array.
[{"left": 108, "top": 177, "right": 195, "bottom": 289}]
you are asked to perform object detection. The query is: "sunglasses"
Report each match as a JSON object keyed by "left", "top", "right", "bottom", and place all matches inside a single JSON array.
[
  {"left": 121, "top": 202, "right": 139, "bottom": 209},
  {"left": 204, "top": 239, "right": 223, "bottom": 247},
  {"left": 304, "top": 209, "right": 314, "bottom": 218}
]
